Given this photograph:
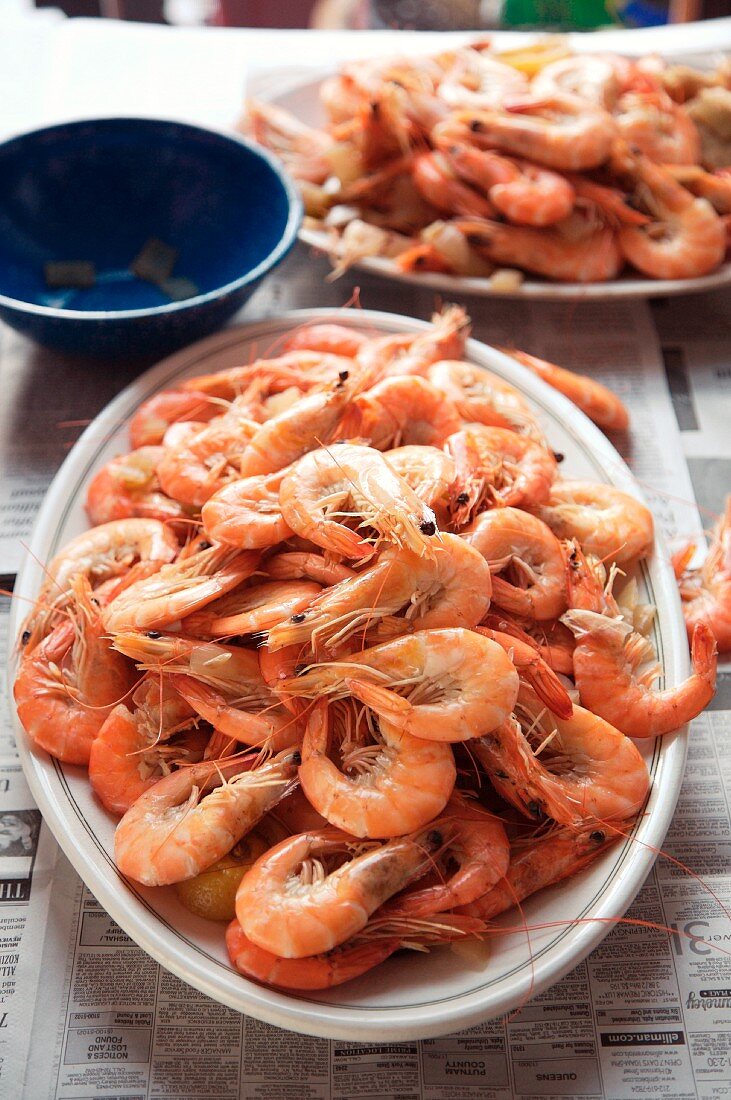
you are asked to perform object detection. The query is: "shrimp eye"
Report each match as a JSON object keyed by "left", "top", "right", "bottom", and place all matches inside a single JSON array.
[
  {"left": 526, "top": 800, "right": 544, "bottom": 819},
  {"left": 590, "top": 830, "right": 606, "bottom": 844},
  {"left": 466, "top": 233, "right": 482, "bottom": 247},
  {"left": 291, "top": 751, "right": 302, "bottom": 767},
  {"left": 290, "top": 612, "right": 306, "bottom": 623},
  {"left": 456, "top": 492, "right": 470, "bottom": 505},
  {"left": 469, "top": 119, "right": 483, "bottom": 133},
  {"left": 338, "top": 369, "right": 349, "bottom": 382},
  {"left": 294, "top": 663, "right": 307, "bottom": 675},
  {"left": 21, "top": 630, "right": 30, "bottom": 646},
  {"left": 553, "top": 451, "right": 565, "bottom": 463},
  {"left": 198, "top": 541, "right": 211, "bottom": 550},
  {"left": 419, "top": 519, "right": 437, "bottom": 536},
  {"left": 426, "top": 829, "right": 443, "bottom": 849},
  {"left": 146, "top": 630, "right": 162, "bottom": 639}
]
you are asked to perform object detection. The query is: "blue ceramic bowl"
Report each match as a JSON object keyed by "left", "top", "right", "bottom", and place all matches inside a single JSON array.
[{"left": 0, "top": 117, "right": 302, "bottom": 359}]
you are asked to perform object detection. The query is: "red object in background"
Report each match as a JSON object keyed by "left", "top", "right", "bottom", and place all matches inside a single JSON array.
[{"left": 213, "top": 0, "right": 318, "bottom": 26}]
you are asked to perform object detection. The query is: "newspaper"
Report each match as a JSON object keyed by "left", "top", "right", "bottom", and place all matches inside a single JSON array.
[{"left": 1, "top": 14, "right": 730, "bottom": 1100}]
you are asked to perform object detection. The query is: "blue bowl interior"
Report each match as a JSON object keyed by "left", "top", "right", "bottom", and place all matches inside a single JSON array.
[{"left": 0, "top": 119, "right": 294, "bottom": 313}]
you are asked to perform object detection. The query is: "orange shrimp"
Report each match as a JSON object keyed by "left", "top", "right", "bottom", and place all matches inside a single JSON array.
[
  {"left": 201, "top": 468, "right": 293, "bottom": 550},
  {"left": 128, "top": 389, "right": 222, "bottom": 449},
  {"left": 299, "top": 700, "right": 456, "bottom": 838},
  {"left": 115, "top": 750, "right": 299, "bottom": 887},
  {"left": 278, "top": 443, "right": 441, "bottom": 561},
  {"left": 102, "top": 546, "right": 260, "bottom": 633},
  {"left": 674, "top": 497, "right": 731, "bottom": 652},
  {"left": 234, "top": 824, "right": 444, "bottom": 958},
  {"left": 89, "top": 678, "right": 206, "bottom": 815},
  {"left": 381, "top": 798, "right": 510, "bottom": 918},
  {"left": 465, "top": 508, "right": 568, "bottom": 621},
  {"left": 530, "top": 480, "right": 653, "bottom": 566},
  {"left": 85, "top": 446, "right": 192, "bottom": 528},
  {"left": 354, "top": 304, "right": 470, "bottom": 383},
  {"left": 474, "top": 626, "right": 573, "bottom": 719},
  {"left": 563, "top": 611, "right": 717, "bottom": 738},
  {"left": 411, "top": 150, "right": 495, "bottom": 219},
  {"left": 183, "top": 580, "right": 322, "bottom": 639},
  {"left": 499, "top": 348, "right": 630, "bottom": 433},
  {"left": 226, "top": 912, "right": 483, "bottom": 991},
  {"left": 342, "top": 375, "right": 462, "bottom": 452},
  {"left": 14, "top": 577, "right": 135, "bottom": 766},
  {"left": 266, "top": 536, "right": 492, "bottom": 653},
  {"left": 444, "top": 143, "right": 575, "bottom": 227},
  {"left": 279, "top": 628, "right": 519, "bottom": 743},
  {"left": 282, "top": 323, "right": 370, "bottom": 358},
  {"left": 428, "top": 361, "right": 543, "bottom": 440}
]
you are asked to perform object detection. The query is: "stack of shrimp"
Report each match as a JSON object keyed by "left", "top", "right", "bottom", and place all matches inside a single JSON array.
[
  {"left": 241, "top": 42, "right": 731, "bottom": 284},
  {"left": 14, "top": 308, "right": 721, "bottom": 994}
]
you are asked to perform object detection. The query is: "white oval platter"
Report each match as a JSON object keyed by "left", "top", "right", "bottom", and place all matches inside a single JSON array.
[
  {"left": 270, "top": 74, "right": 731, "bottom": 302},
  {"left": 9, "top": 308, "right": 689, "bottom": 1041}
]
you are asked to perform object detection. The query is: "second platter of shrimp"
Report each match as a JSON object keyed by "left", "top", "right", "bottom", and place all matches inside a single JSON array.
[{"left": 8, "top": 308, "right": 703, "bottom": 1042}]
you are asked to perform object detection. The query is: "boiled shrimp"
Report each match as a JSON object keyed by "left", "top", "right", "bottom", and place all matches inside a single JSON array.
[
  {"left": 89, "top": 677, "right": 206, "bottom": 815},
  {"left": 14, "top": 577, "right": 135, "bottom": 766},
  {"left": 184, "top": 579, "right": 322, "bottom": 639},
  {"left": 341, "top": 376, "right": 462, "bottom": 451},
  {"left": 428, "top": 361, "right": 543, "bottom": 440},
  {"left": 474, "top": 691, "right": 650, "bottom": 825},
  {"left": 674, "top": 497, "right": 731, "bottom": 652},
  {"left": 85, "top": 446, "right": 191, "bottom": 529},
  {"left": 201, "top": 468, "right": 293, "bottom": 549},
  {"left": 114, "top": 750, "right": 299, "bottom": 887},
  {"left": 267, "top": 535, "right": 492, "bottom": 652},
  {"left": 235, "top": 824, "right": 444, "bottom": 958},
  {"left": 612, "top": 148, "right": 726, "bottom": 280},
  {"left": 102, "top": 546, "right": 260, "bottom": 633},
  {"left": 443, "top": 143, "right": 575, "bottom": 227},
  {"left": 299, "top": 701, "right": 456, "bottom": 838},
  {"left": 128, "top": 389, "right": 222, "bottom": 449},
  {"left": 465, "top": 508, "right": 568, "bottom": 621},
  {"left": 278, "top": 628, "right": 519, "bottom": 743},
  {"left": 563, "top": 610, "right": 717, "bottom": 738},
  {"left": 500, "top": 348, "right": 630, "bottom": 433},
  {"left": 529, "top": 480, "right": 653, "bottom": 566},
  {"left": 278, "top": 443, "right": 441, "bottom": 561},
  {"left": 456, "top": 91, "right": 617, "bottom": 171},
  {"left": 22, "top": 518, "right": 179, "bottom": 651}
]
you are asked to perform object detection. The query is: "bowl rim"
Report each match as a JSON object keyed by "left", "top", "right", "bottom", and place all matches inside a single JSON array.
[{"left": 0, "top": 115, "right": 304, "bottom": 322}]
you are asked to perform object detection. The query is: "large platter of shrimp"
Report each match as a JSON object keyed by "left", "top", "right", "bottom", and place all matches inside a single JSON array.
[
  {"left": 242, "top": 41, "right": 731, "bottom": 298},
  {"left": 9, "top": 308, "right": 716, "bottom": 1040}
]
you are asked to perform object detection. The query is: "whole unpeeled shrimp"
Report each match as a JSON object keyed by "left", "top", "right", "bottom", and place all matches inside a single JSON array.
[
  {"left": 563, "top": 610, "right": 717, "bottom": 738},
  {"left": 446, "top": 425, "right": 556, "bottom": 517},
  {"left": 381, "top": 798, "right": 510, "bottom": 918},
  {"left": 461, "top": 823, "right": 620, "bottom": 920},
  {"left": 411, "top": 151, "right": 495, "bottom": 219},
  {"left": 278, "top": 628, "right": 519, "bottom": 743},
  {"left": 500, "top": 348, "right": 630, "bottom": 433},
  {"left": 474, "top": 626, "right": 573, "bottom": 719},
  {"left": 22, "top": 518, "right": 179, "bottom": 651},
  {"left": 529, "top": 480, "right": 653, "bottom": 566},
  {"left": 474, "top": 692, "right": 650, "bottom": 825},
  {"left": 85, "top": 447, "right": 191, "bottom": 529},
  {"left": 201, "top": 468, "right": 293, "bottom": 549},
  {"left": 14, "top": 577, "right": 135, "bottom": 766},
  {"left": 443, "top": 143, "right": 575, "bottom": 227},
  {"left": 674, "top": 497, "right": 731, "bottom": 652},
  {"left": 226, "top": 911, "right": 482, "bottom": 991},
  {"left": 612, "top": 149, "right": 725, "bottom": 280},
  {"left": 299, "top": 701, "right": 456, "bottom": 838},
  {"left": 278, "top": 443, "right": 441, "bottom": 561},
  {"left": 456, "top": 91, "right": 617, "bottom": 170},
  {"left": 465, "top": 508, "right": 567, "bottom": 621},
  {"left": 531, "top": 53, "right": 624, "bottom": 109},
  {"left": 128, "top": 388, "right": 222, "bottom": 449},
  {"left": 438, "top": 51, "right": 528, "bottom": 111},
  {"left": 282, "top": 323, "right": 370, "bottom": 359},
  {"left": 89, "top": 678, "right": 206, "bottom": 816},
  {"left": 266, "top": 535, "right": 492, "bottom": 652},
  {"left": 428, "top": 361, "right": 543, "bottom": 440},
  {"left": 102, "top": 546, "right": 260, "bottom": 633},
  {"left": 235, "top": 824, "right": 444, "bottom": 958},
  {"left": 385, "top": 445, "right": 456, "bottom": 512},
  {"left": 340, "top": 376, "right": 462, "bottom": 451},
  {"left": 456, "top": 215, "right": 623, "bottom": 283},
  {"left": 114, "top": 750, "right": 299, "bottom": 887},
  {"left": 110, "top": 633, "right": 295, "bottom": 749},
  {"left": 238, "top": 371, "right": 362, "bottom": 478},
  {"left": 614, "top": 90, "right": 701, "bottom": 165},
  {"left": 183, "top": 580, "right": 322, "bottom": 639}
]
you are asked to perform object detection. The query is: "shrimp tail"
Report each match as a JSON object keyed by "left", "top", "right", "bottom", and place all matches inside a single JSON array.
[
  {"left": 691, "top": 621, "right": 718, "bottom": 687},
  {"left": 523, "top": 662, "right": 574, "bottom": 719}
]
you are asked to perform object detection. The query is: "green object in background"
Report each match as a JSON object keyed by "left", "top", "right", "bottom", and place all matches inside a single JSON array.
[{"left": 501, "top": 0, "right": 614, "bottom": 28}]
